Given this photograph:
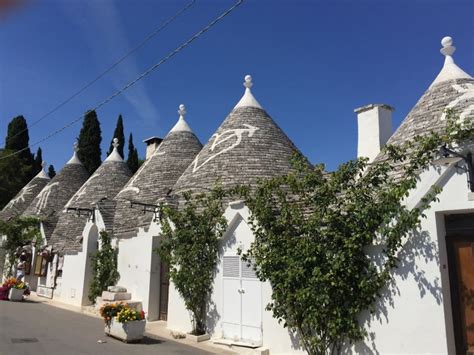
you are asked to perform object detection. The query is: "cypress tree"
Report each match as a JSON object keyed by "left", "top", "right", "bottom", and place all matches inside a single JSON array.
[
  {"left": 34, "top": 147, "right": 43, "bottom": 174},
  {"left": 1, "top": 116, "right": 35, "bottom": 196},
  {"left": 127, "top": 133, "right": 139, "bottom": 173},
  {"left": 77, "top": 110, "right": 102, "bottom": 175},
  {"left": 108, "top": 115, "right": 125, "bottom": 159},
  {"left": 5, "top": 115, "right": 34, "bottom": 164},
  {"left": 48, "top": 164, "right": 56, "bottom": 179}
]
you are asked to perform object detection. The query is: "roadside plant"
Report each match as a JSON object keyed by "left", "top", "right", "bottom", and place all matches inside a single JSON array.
[
  {"left": 88, "top": 231, "right": 120, "bottom": 303},
  {"left": 0, "top": 216, "right": 41, "bottom": 277},
  {"left": 237, "top": 111, "right": 473, "bottom": 354},
  {"left": 157, "top": 185, "right": 227, "bottom": 335}
]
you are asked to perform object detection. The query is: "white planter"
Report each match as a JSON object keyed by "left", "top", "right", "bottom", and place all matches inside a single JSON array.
[
  {"left": 187, "top": 333, "right": 211, "bottom": 342},
  {"left": 8, "top": 288, "right": 24, "bottom": 302},
  {"left": 105, "top": 318, "right": 145, "bottom": 343}
]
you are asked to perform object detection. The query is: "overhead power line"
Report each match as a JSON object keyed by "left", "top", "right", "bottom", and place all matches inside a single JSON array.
[
  {"left": 4, "top": 0, "right": 196, "bottom": 146},
  {"left": 0, "top": 0, "right": 244, "bottom": 161}
]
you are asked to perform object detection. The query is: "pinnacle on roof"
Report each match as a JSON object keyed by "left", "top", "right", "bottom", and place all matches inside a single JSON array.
[
  {"left": 234, "top": 75, "right": 263, "bottom": 110},
  {"left": 430, "top": 36, "right": 472, "bottom": 88},
  {"left": 66, "top": 141, "right": 82, "bottom": 165},
  {"left": 105, "top": 137, "right": 124, "bottom": 162},
  {"left": 170, "top": 104, "right": 193, "bottom": 133},
  {"left": 36, "top": 161, "right": 51, "bottom": 179}
]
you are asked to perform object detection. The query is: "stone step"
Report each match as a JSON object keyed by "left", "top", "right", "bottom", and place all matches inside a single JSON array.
[
  {"left": 100, "top": 291, "right": 131, "bottom": 301},
  {"left": 213, "top": 339, "right": 268, "bottom": 355}
]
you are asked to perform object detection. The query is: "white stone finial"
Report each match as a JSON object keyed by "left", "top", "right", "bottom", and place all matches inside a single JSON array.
[
  {"left": 178, "top": 104, "right": 186, "bottom": 118},
  {"left": 440, "top": 36, "right": 455, "bottom": 56},
  {"left": 170, "top": 103, "right": 193, "bottom": 133},
  {"left": 234, "top": 74, "right": 262, "bottom": 109},
  {"left": 67, "top": 141, "right": 82, "bottom": 165},
  {"left": 430, "top": 35, "right": 472, "bottom": 88},
  {"left": 36, "top": 160, "right": 50, "bottom": 179},
  {"left": 105, "top": 137, "right": 124, "bottom": 163},
  {"left": 244, "top": 75, "right": 253, "bottom": 89}
]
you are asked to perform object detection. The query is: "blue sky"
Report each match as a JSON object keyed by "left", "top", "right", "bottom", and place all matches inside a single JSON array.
[{"left": 0, "top": 0, "right": 473, "bottom": 172}]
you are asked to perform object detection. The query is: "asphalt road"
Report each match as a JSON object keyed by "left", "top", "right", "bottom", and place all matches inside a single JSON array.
[{"left": 0, "top": 299, "right": 213, "bottom": 355}]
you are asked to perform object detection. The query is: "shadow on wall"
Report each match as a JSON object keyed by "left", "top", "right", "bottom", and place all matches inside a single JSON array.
[{"left": 346, "top": 229, "right": 441, "bottom": 354}]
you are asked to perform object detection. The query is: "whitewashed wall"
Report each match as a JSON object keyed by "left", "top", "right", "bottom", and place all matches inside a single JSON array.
[
  {"left": 357, "top": 163, "right": 474, "bottom": 354},
  {"left": 116, "top": 225, "right": 161, "bottom": 320},
  {"left": 53, "top": 219, "right": 99, "bottom": 306}
]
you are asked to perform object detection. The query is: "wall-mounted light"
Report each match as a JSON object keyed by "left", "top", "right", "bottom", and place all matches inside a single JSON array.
[{"left": 432, "top": 146, "right": 474, "bottom": 192}]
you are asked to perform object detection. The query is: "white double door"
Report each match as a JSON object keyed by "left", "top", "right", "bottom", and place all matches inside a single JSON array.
[{"left": 222, "top": 255, "right": 262, "bottom": 346}]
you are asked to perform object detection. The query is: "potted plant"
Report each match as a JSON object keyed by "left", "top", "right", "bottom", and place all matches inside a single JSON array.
[
  {"left": 100, "top": 302, "right": 146, "bottom": 342},
  {"left": 7, "top": 278, "right": 29, "bottom": 301}
]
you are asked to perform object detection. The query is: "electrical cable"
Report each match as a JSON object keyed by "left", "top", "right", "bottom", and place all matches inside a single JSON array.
[
  {"left": 3, "top": 0, "right": 196, "bottom": 146},
  {"left": 1, "top": 0, "right": 244, "bottom": 161}
]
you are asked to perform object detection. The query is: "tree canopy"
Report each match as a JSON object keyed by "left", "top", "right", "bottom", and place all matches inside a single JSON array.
[{"left": 77, "top": 110, "right": 102, "bottom": 175}]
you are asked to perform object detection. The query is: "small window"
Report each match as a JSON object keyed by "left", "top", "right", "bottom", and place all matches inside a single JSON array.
[{"left": 33, "top": 254, "right": 48, "bottom": 276}]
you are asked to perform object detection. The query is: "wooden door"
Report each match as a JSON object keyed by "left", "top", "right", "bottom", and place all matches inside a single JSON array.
[
  {"left": 448, "top": 236, "right": 474, "bottom": 354},
  {"left": 159, "top": 262, "right": 169, "bottom": 321}
]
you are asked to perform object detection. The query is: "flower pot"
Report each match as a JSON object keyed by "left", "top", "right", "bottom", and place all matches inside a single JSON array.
[
  {"left": 9, "top": 288, "right": 24, "bottom": 302},
  {"left": 104, "top": 318, "right": 146, "bottom": 343},
  {"left": 187, "top": 333, "right": 210, "bottom": 342}
]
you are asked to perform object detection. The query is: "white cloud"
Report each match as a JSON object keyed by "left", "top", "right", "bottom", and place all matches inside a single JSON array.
[{"left": 60, "top": 0, "right": 161, "bottom": 129}]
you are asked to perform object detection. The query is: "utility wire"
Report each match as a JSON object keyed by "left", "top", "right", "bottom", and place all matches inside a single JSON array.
[
  {"left": 3, "top": 0, "right": 196, "bottom": 146},
  {"left": 0, "top": 0, "right": 244, "bottom": 161}
]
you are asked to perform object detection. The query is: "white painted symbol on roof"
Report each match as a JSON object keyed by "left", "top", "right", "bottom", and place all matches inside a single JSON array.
[
  {"left": 5, "top": 184, "right": 37, "bottom": 209},
  {"left": 192, "top": 124, "right": 259, "bottom": 173},
  {"left": 119, "top": 149, "right": 166, "bottom": 195},
  {"left": 441, "top": 83, "right": 474, "bottom": 121},
  {"left": 35, "top": 182, "right": 60, "bottom": 212},
  {"left": 66, "top": 174, "right": 100, "bottom": 207}
]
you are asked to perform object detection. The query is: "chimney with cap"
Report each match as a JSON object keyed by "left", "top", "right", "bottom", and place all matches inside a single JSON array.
[
  {"left": 142, "top": 136, "right": 163, "bottom": 160},
  {"left": 354, "top": 104, "right": 394, "bottom": 162}
]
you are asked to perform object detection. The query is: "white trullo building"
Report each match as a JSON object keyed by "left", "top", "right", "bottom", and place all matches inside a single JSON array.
[
  {"left": 21, "top": 143, "right": 90, "bottom": 295},
  {"left": 113, "top": 105, "right": 202, "bottom": 321},
  {"left": 166, "top": 74, "right": 305, "bottom": 354},
  {"left": 46, "top": 139, "right": 132, "bottom": 306},
  {"left": 351, "top": 36, "right": 473, "bottom": 354}
]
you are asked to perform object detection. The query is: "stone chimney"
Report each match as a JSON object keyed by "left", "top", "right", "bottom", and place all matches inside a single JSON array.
[
  {"left": 142, "top": 136, "right": 163, "bottom": 160},
  {"left": 354, "top": 104, "right": 394, "bottom": 162}
]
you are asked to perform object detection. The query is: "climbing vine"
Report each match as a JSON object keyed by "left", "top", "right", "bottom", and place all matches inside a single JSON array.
[
  {"left": 237, "top": 111, "right": 473, "bottom": 354},
  {"left": 157, "top": 185, "right": 227, "bottom": 335},
  {"left": 88, "top": 230, "right": 120, "bottom": 303}
]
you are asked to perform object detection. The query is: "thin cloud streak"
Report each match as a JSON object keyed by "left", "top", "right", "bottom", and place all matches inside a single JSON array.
[{"left": 60, "top": 0, "right": 161, "bottom": 130}]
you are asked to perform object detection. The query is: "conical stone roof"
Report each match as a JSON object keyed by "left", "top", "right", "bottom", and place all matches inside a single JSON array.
[
  {"left": 22, "top": 143, "right": 90, "bottom": 240},
  {"left": 173, "top": 75, "right": 301, "bottom": 194},
  {"left": 375, "top": 36, "right": 473, "bottom": 180},
  {"left": 49, "top": 139, "right": 132, "bottom": 254},
  {"left": 114, "top": 105, "right": 203, "bottom": 239},
  {"left": 0, "top": 164, "right": 50, "bottom": 222}
]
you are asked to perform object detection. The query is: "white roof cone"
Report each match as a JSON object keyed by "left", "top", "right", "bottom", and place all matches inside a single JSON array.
[
  {"left": 234, "top": 74, "right": 263, "bottom": 109},
  {"left": 430, "top": 36, "right": 472, "bottom": 88},
  {"left": 170, "top": 104, "right": 193, "bottom": 133},
  {"left": 37, "top": 161, "right": 50, "bottom": 179},
  {"left": 66, "top": 141, "right": 82, "bottom": 165},
  {"left": 105, "top": 138, "right": 124, "bottom": 162}
]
